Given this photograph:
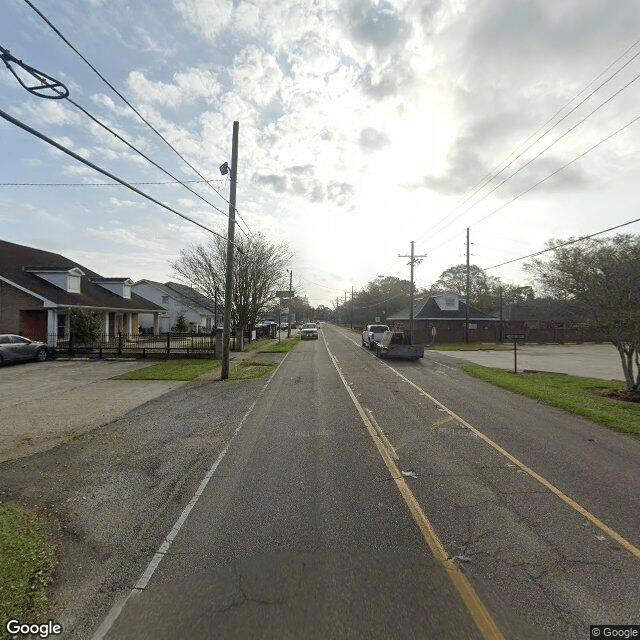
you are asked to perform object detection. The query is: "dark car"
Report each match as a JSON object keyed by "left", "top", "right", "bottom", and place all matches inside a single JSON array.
[{"left": 0, "top": 334, "right": 50, "bottom": 365}]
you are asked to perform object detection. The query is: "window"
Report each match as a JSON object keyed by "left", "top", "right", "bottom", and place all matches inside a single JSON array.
[
  {"left": 445, "top": 298, "right": 455, "bottom": 308},
  {"left": 162, "top": 296, "right": 169, "bottom": 304}
]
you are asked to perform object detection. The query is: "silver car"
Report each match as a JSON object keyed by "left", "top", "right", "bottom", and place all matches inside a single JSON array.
[
  {"left": 0, "top": 334, "right": 50, "bottom": 365},
  {"left": 300, "top": 323, "right": 319, "bottom": 340}
]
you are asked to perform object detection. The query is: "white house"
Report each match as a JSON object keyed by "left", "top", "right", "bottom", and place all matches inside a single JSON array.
[{"left": 133, "top": 280, "right": 218, "bottom": 333}]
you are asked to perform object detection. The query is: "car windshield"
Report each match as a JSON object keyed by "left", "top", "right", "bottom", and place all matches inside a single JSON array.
[
  {"left": 371, "top": 325, "right": 388, "bottom": 332},
  {"left": 302, "top": 324, "right": 316, "bottom": 329}
]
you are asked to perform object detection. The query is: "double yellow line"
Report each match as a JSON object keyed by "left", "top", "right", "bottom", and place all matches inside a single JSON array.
[{"left": 324, "top": 339, "right": 505, "bottom": 640}]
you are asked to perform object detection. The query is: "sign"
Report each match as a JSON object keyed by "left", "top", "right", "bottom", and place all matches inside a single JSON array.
[
  {"left": 506, "top": 334, "right": 525, "bottom": 340},
  {"left": 276, "top": 290, "right": 293, "bottom": 298},
  {"left": 281, "top": 307, "right": 289, "bottom": 314},
  {"left": 375, "top": 317, "right": 380, "bottom": 323}
]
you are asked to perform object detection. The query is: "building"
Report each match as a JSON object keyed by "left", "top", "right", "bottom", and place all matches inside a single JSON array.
[
  {"left": 388, "top": 292, "right": 501, "bottom": 343},
  {"left": 0, "top": 240, "right": 164, "bottom": 344},
  {"left": 132, "top": 280, "right": 218, "bottom": 333}
]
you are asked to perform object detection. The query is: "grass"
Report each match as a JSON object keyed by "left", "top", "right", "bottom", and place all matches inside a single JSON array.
[
  {"left": 462, "top": 364, "right": 640, "bottom": 437},
  {"left": 260, "top": 335, "right": 300, "bottom": 353},
  {"left": 429, "top": 342, "right": 497, "bottom": 351},
  {"left": 242, "top": 337, "right": 273, "bottom": 352},
  {"left": 0, "top": 502, "right": 58, "bottom": 624},
  {"left": 229, "top": 359, "right": 277, "bottom": 380},
  {"left": 112, "top": 358, "right": 221, "bottom": 381}
]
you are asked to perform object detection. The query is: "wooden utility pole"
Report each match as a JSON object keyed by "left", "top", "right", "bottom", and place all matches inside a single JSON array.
[
  {"left": 221, "top": 121, "right": 239, "bottom": 380},
  {"left": 350, "top": 286, "right": 354, "bottom": 329},
  {"left": 465, "top": 227, "right": 470, "bottom": 344},
  {"left": 287, "top": 269, "right": 293, "bottom": 338},
  {"left": 398, "top": 241, "right": 427, "bottom": 345}
]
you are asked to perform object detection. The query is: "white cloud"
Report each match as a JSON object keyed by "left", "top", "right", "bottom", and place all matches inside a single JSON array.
[{"left": 231, "top": 46, "right": 284, "bottom": 107}]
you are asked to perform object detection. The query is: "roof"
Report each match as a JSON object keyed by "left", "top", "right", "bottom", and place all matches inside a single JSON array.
[
  {"left": 0, "top": 239, "right": 164, "bottom": 312},
  {"left": 389, "top": 296, "right": 499, "bottom": 321},
  {"left": 134, "top": 280, "right": 217, "bottom": 314}
]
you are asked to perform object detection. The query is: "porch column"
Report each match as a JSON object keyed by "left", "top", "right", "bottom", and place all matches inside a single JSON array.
[
  {"left": 47, "top": 308, "right": 58, "bottom": 347},
  {"left": 153, "top": 313, "right": 160, "bottom": 336},
  {"left": 126, "top": 313, "right": 133, "bottom": 339},
  {"left": 103, "top": 312, "right": 109, "bottom": 341}
]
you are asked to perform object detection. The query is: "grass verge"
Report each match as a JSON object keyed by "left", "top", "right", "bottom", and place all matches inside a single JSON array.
[
  {"left": 112, "top": 359, "right": 221, "bottom": 381},
  {"left": 260, "top": 336, "right": 300, "bottom": 353},
  {"left": 229, "top": 359, "right": 277, "bottom": 380},
  {"left": 429, "top": 342, "right": 497, "bottom": 351},
  {"left": 462, "top": 364, "right": 640, "bottom": 436},
  {"left": 0, "top": 502, "right": 57, "bottom": 624},
  {"left": 242, "top": 337, "right": 273, "bottom": 352}
]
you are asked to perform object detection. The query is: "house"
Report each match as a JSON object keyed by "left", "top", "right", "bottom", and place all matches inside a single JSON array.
[
  {"left": 388, "top": 292, "right": 501, "bottom": 343},
  {"left": 132, "top": 280, "right": 219, "bottom": 333},
  {"left": 0, "top": 240, "right": 165, "bottom": 344}
]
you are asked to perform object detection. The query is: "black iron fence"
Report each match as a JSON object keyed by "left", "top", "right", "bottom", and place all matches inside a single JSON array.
[{"left": 47, "top": 332, "right": 218, "bottom": 359}]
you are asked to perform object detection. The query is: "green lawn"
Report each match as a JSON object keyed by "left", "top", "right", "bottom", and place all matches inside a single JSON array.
[
  {"left": 260, "top": 336, "right": 300, "bottom": 353},
  {"left": 229, "top": 359, "right": 277, "bottom": 380},
  {"left": 0, "top": 502, "right": 57, "bottom": 624},
  {"left": 112, "top": 359, "right": 221, "bottom": 381},
  {"left": 462, "top": 365, "right": 640, "bottom": 436}
]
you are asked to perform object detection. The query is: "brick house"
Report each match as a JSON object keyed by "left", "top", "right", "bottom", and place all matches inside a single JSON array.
[
  {"left": 0, "top": 240, "right": 165, "bottom": 345},
  {"left": 388, "top": 292, "right": 501, "bottom": 343}
]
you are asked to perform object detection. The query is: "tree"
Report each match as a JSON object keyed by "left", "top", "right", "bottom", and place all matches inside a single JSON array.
[
  {"left": 171, "top": 233, "right": 292, "bottom": 333},
  {"left": 524, "top": 234, "right": 640, "bottom": 391},
  {"left": 432, "top": 264, "right": 503, "bottom": 312},
  {"left": 175, "top": 313, "right": 189, "bottom": 332},
  {"left": 69, "top": 308, "right": 103, "bottom": 343}
]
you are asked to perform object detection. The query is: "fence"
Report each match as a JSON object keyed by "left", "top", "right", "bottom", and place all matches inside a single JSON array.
[{"left": 48, "top": 332, "right": 219, "bottom": 359}]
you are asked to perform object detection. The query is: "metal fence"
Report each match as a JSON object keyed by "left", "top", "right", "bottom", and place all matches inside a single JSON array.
[{"left": 48, "top": 332, "right": 218, "bottom": 359}]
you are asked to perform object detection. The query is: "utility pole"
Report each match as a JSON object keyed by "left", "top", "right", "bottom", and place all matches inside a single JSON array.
[
  {"left": 465, "top": 227, "right": 470, "bottom": 344},
  {"left": 398, "top": 241, "right": 427, "bottom": 345},
  {"left": 221, "top": 121, "right": 239, "bottom": 380},
  {"left": 336, "top": 297, "right": 339, "bottom": 324},
  {"left": 350, "top": 286, "right": 354, "bottom": 330},
  {"left": 214, "top": 285, "right": 219, "bottom": 329},
  {"left": 287, "top": 269, "right": 293, "bottom": 338}
]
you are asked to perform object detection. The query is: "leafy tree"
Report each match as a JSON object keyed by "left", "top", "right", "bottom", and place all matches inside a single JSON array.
[
  {"left": 524, "top": 234, "right": 640, "bottom": 391},
  {"left": 69, "top": 308, "right": 103, "bottom": 343},
  {"left": 171, "top": 233, "right": 292, "bottom": 334},
  {"left": 432, "top": 264, "right": 504, "bottom": 312}
]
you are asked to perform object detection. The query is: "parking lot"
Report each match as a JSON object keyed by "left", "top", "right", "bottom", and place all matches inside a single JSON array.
[
  {"left": 432, "top": 343, "right": 625, "bottom": 380},
  {"left": 0, "top": 359, "right": 186, "bottom": 463}
]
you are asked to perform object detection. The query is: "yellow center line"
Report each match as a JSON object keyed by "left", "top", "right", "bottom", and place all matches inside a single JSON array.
[
  {"left": 374, "top": 352, "right": 640, "bottom": 561},
  {"left": 323, "top": 335, "right": 505, "bottom": 640}
]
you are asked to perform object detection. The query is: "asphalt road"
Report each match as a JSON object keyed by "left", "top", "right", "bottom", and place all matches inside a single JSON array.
[{"left": 93, "top": 324, "right": 639, "bottom": 640}]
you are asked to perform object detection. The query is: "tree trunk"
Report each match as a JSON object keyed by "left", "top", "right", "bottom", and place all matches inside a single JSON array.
[{"left": 617, "top": 345, "right": 635, "bottom": 391}]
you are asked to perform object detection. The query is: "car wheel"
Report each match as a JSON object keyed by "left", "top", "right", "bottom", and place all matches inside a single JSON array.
[
  {"left": 0, "top": 355, "right": 3, "bottom": 366},
  {"left": 35, "top": 348, "right": 48, "bottom": 362}
]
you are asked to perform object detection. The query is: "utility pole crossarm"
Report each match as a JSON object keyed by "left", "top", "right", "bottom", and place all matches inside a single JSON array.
[{"left": 398, "top": 241, "right": 427, "bottom": 345}]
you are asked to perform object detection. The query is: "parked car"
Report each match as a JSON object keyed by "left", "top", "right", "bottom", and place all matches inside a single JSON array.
[
  {"left": 300, "top": 323, "right": 319, "bottom": 340},
  {"left": 0, "top": 334, "right": 50, "bottom": 364},
  {"left": 362, "top": 324, "right": 389, "bottom": 349}
]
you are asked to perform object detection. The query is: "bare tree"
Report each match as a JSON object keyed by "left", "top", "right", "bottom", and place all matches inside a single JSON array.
[
  {"left": 171, "top": 233, "right": 292, "bottom": 333},
  {"left": 525, "top": 234, "right": 640, "bottom": 391}
]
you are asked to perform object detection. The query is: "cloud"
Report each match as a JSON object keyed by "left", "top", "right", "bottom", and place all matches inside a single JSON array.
[
  {"left": 345, "top": 0, "right": 413, "bottom": 54},
  {"left": 359, "top": 127, "right": 390, "bottom": 151},
  {"left": 172, "top": 0, "right": 232, "bottom": 39},
  {"left": 231, "top": 45, "right": 284, "bottom": 107}
]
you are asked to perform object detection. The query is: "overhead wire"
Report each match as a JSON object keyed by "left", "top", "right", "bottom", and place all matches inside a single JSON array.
[
  {"left": 21, "top": 0, "right": 254, "bottom": 235},
  {"left": 484, "top": 216, "right": 640, "bottom": 271},
  {"left": 1, "top": 43, "right": 251, "bottom": 237},
  {"left": 0, "top": 107, "right": 242, "bottom": 249},
  {"left": 427, "top": 40, "right": 640, "bottom": 239}
]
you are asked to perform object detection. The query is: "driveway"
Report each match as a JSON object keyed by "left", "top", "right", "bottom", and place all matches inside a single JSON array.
[
  {"left": 430, "top": 343, "right": 624, "bottom": 380},
  {"left": 0, "top": 359, "right": 185, "bottom": 463}
]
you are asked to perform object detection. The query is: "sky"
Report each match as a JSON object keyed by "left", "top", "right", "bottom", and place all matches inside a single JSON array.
[{"left": 2, "top": 0, "right": 640, "bottom": 309}]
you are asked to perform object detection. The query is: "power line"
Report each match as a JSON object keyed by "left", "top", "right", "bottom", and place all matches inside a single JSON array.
[
  {"left": 1, "top": 43, "right": 251, "bottom": 237},
  {"left": 430, "top": 41, "right": 640, "bottom": 237},
  {"left": 0, "top": 107, "right": 242, "bottom": 249},
  {"left": 471, "top": 110, "right": 640, "bottom": 228},
  {"left": 21, "top": 0, "right": 254, "bottom": 234},
  {"left": 484, "top": 217, "right": 640, "bottom": 271},
  {"left": 0, "top": 179, "right": 228, "bottom": 186}
]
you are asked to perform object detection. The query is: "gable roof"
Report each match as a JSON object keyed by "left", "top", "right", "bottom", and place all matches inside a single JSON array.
[
  {"left": 134, "top": 280, "right": 217, "bottom": 314},
  {"left": 389, "top": 295, "right": 499, "bottom": 321},
  {"left": 0, "top": 239, "right": 164, "bottom": 312}
]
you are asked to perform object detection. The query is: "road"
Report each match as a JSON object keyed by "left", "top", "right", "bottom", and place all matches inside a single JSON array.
[{"left": 94, "top": 324, "right": 640, "bottom": 640}]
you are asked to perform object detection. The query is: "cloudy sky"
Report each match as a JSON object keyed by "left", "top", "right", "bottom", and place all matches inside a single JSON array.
[{"left": 2, "top": 0, "right": 640, "bottom": 308}]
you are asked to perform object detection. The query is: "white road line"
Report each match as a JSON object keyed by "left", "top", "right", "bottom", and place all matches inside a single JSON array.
[{"left": 91, "top": 351, "right": 291, "bottom": 640}]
